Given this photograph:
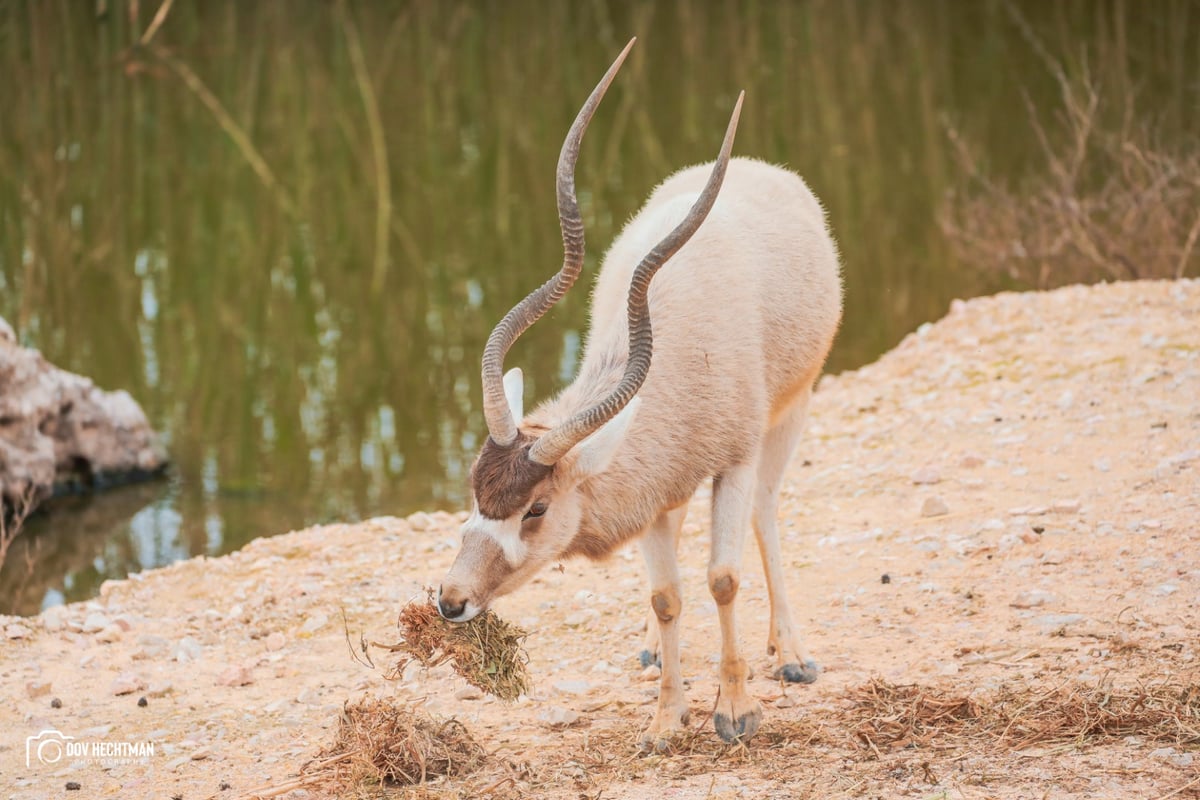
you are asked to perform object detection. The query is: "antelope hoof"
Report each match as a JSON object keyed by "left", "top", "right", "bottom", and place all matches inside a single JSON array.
[
  {"left": 776, "top": 659, "right": 820, "bottom": 684},
  {"left": 713, "top": 701, "right": 763, "bottom": 744},
  {"left": 638, "top": 649, "right": 661, "bottom": 669},
  {"left": 639, "top": 726, "right": 688, "bottom": 754},
  {"left": 640, "top": 706, "right": 691, "bottom": 753}
]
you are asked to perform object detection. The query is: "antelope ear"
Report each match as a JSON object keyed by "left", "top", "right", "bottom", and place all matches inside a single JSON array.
[
  {"left": 567, "top": 397, "right": 640, "bottom": 480},
  {"left": 503, "top": 368, "right": 524, "bottom": 421}
]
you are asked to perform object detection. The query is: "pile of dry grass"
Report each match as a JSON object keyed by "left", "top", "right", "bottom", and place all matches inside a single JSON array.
[
  {"left": 380, "top": 590, "right": 531, "bottom": 701},
  {"left": 266, "top": 676, "right": 1197, "bottom": 798},
  {"left": 317, "top": 698, "right": 487, "bottom": 788},
  {"left": 850, "top": 678, "right": 1200, "bottom": 753}
]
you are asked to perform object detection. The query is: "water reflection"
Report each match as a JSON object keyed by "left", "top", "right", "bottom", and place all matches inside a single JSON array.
[{"left": 0, "top": 1, "right": 1196, "bottom": 614}]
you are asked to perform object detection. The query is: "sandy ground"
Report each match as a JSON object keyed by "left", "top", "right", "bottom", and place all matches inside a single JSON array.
[{"left": 3, "top": 279, "right": 1198, "bottom": 800}]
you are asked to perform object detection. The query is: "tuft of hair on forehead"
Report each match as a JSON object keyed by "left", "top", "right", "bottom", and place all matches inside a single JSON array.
[{"left": 471, "top": 432, "right": 554, "bottom": 520}]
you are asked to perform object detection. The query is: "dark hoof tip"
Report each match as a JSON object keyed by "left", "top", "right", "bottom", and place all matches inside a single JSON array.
[
  {"left": 639, "top": 733, "right": 677, "bottom": 755},
  {"left": 638, "top": 649, "right": 660, "bottom": 668},
  {"left": 713, "top": 711, "right": 762, "bottom": 744},
  {"left": 777, "top": 659, "right": 820, "bottom": 684}
]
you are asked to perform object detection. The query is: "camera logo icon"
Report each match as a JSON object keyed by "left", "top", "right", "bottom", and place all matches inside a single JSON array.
[{"left": 26, "top": 730, "right": 75, "bottom": 767}]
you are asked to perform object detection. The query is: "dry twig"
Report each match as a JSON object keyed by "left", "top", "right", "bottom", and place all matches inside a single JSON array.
[
  {"left": 940, "top": 8, "right": 1199, "bottom": 286},
  {"left": 0, "top": 489, "right": 36, "bottom": 572}
]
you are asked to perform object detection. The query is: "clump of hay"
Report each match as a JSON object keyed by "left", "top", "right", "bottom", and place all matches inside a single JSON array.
[
  {"left": 318, "top": 698, "right": 487, "bottom": 787},
  {"left": 848, "top": 679, "right": 984, "bottom": 751},
  {"left": 849, "top": 678, "right": 1200, "bottom": 752},
  {"left": 382, "top": 590, "right": 531, "bottom": 701}
]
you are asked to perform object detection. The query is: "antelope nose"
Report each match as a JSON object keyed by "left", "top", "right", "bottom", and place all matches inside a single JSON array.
[{"left": 437, "top": 587, "right": 467, "bottom": 621}]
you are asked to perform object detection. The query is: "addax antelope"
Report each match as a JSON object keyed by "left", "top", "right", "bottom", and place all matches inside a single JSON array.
[{"left": 437, "top": 38, "right": 843, "bottom": 746}]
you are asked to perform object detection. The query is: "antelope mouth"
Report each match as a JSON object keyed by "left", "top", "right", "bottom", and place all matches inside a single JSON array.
[{"left": 436, "top": 587, "right": 484, "bottom": 623}]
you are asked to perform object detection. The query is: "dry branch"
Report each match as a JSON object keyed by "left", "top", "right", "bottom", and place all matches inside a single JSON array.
[
  {"left": 0, "top": 489, "right": 35, "bottom": 572},
  {"left": 940, "top": 20, "right": 1199, "bottom": 287}
]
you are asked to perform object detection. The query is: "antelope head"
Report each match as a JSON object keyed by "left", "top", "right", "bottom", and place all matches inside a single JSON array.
[{"left": 437, "top": 39, "right": 743, "bottom": 622}]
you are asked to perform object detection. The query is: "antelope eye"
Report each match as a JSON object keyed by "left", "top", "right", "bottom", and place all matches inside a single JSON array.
[{"left": 523, "top": 501, "right": 548, "bottom": 521}]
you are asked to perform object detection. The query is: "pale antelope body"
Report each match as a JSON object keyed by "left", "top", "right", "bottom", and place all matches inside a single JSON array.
[{"left": 438, "top": 39, "right": 842, "bottom": 746}]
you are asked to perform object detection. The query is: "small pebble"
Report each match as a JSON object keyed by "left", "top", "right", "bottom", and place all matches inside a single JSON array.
[
  {"left": 581, "top": 696, "right": 614, "bottom": 712},
  {"left": 265, "top": 632, "right": 287, "bottom": 651},
  {"left": 136, "top": 634, "right": 169, "bottom": 659},
  {"left": 111, "top": 672, "right": 147, "bottom": 696},
  {"left": 407, "top": 511, "right": 434, "bottom": 531},
  {"left": 173, "top": 636, "right": 203, "bottom": 662},
  {"left": 537, "top": 705, "right": 581, "bottom": 728},
  {"left": 639, "top": 664, "right": 662, "bottom": 682},
  {"left": 81, "top": 612, "right": 110, "bottom": 634},
  {"left": 137, "top": 696, "right": 148, "bottom": 707},
  {"left": 216, "top": 665, "right": 254, "bottom": 687},
  {"left": 4, "top": 622, "right": 32, "bottom": 640},
  {"left": 65, "top": 782, "right": 81, "bottom": 791},
  {"left": 1052, "top": 499, "right": 1081, "bottom": 514},
  {"left": 50, "top": 697, "right": 63, "bottom": 709},
  {"left": 96, "top": 624, "right": 123, "bottom": 643},
  {"left": 553, "top": 679, "right": 591, "bottom": 695},
  {"left": 880, "top": 573, "right": 891, "bottom": 584},
  {"left": 1011, "top": 590, "right": 1055, "bottom": 609},
  {"left": 454, "top": 686, "right": 484, "bottom": 701},
  {"left": 41, "top": 606, "right": 66, "bottom": 632},
  {"left": 1008, "top": 505, "right": 1048, "bottom": 517},
  {"left": 911, "top": 467, "right": 941, "bottom": 485},
  {"left": 920, "top": 496, "right": 949, "bottom": 517}
]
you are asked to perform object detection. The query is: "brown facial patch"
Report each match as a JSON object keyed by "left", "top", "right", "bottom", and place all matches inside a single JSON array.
[{"left": 471, "top": 432, "right": 553, "bottom": 519}]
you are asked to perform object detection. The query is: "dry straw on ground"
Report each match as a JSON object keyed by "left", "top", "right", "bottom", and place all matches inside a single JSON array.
[
  {"left": 523, "top": 678, "right": 1200, "bottom": 795},
  {"left": 849, "top": 678, "right": 1200, "bottom": 753},
  {"left": 317, "top": 698, "right": 487, "bottom": 788},
  {"left": 238, "top": 699, "right": 488, "bottom": 798},
  {"left": 244, "top": 675, "right": 1199, "bottom": 799},
  {"left": 379, "top": 590, "right": 531, "bottom": 701}
]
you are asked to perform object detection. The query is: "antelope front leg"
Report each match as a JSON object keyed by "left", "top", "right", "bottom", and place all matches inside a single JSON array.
[
  {"left": 638, "top": 507, "right": 684, "bottom": 668},
  {"left": 639, "top": 507, "right": 690, "bottom": 749},
  {"left": 710, "top": 464, "right": 763, "bottom": 743}
]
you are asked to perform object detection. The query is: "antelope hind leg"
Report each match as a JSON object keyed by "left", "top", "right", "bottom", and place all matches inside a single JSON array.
[
  {"left": 754, "top": 395, "right": 819, "bottom": 683},
  {"left": 710, "top": 464, "right": 763, "bottom": 743}
]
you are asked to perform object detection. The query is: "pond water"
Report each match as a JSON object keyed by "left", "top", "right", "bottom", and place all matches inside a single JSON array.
[{"left": 1, "top": 1, "right": 1196, "bottom": 614}]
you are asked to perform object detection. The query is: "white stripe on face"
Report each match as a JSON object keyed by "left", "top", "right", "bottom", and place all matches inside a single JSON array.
[{"left": 466, "top": 508, "right": 527, "bottom": 566}]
